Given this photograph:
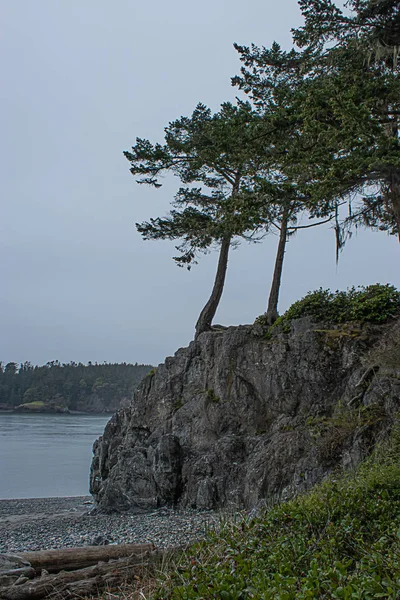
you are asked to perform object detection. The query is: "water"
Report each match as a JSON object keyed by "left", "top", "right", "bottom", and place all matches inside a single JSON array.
[{"left": 0, "top": 413, "right": 111, "bottom": 499}]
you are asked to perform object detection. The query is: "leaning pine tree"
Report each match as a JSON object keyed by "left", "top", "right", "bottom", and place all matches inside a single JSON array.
[
  {"left": 235, "top": 177, "right": 337, "bottom": 325},
  {"left": 124, "top": 102, "right": 272, "bottom": 337}
]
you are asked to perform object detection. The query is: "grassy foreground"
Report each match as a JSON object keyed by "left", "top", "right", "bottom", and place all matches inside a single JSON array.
[{"left": 122, "top": 424, "right": 400, "bottom": 600}]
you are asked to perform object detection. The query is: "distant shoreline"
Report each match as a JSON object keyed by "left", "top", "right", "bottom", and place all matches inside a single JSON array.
[{"left": 0, "top": 495, "right": 93, "bottom": 518}]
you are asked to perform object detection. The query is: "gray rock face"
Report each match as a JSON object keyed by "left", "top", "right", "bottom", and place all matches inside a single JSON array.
[{"left": 90, "top": 319, "right": 400, "bottom": 512}]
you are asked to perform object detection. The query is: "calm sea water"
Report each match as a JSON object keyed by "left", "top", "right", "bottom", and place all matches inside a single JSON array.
[{"left": 0, "top": 413, "right": 111, "bottom": 499}]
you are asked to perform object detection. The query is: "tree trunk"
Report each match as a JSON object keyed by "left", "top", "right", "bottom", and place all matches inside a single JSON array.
[
  {"left": 19, "top": 543, "right": 154, "bottom": 574},
  {"left": 389, "top": 170, "right": 400, "bottom": 239},
  {"left": 382, "top": 98, "right": 400, "bottom": 239},
  {"left": 195, "top": 235, "right": 231, "bottom": 338},
  {"left": 0, "top": 552, "right": 162, "bottom": 600},
  {"left": 265, "top": 207, "right": 290, "bottom": 325}
]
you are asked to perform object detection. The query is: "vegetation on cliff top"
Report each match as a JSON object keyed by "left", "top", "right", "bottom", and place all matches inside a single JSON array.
[
  {"left": 146, "top": 423, "right": 400, "bottom": 599},
  {"left": 0, "top": 361, "right": 153, "bottom": 411},
  {"left": 255, "top": 283, "right": 400, "bottom": 332}
]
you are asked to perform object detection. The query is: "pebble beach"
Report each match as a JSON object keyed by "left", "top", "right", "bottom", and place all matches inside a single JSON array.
[{"left": 0, "top": 496, "right": 223, "bottom": 553}]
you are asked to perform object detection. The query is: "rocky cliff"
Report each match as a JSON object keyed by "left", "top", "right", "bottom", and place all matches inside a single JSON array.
[{"left": 90, "top": 318, "right": 400, "bottom": 512}]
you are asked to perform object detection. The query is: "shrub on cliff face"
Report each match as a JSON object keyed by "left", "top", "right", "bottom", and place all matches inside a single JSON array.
[
  {"left": 153, "top": 424, "right": 400, "bottom": 599},
  {"left": 255, "top": 284, "right": 400, "bottom": 332}
]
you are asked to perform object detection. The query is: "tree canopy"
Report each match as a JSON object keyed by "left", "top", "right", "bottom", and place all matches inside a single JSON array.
[
  {"left": 125, "top": 101, "right": 286, "bottom": 335},
  {"left": 125, "top": 0, "right": 399, "bottom": 335},
  {"left": 234, "top": 0, "right": 400, "bottom": 241}
]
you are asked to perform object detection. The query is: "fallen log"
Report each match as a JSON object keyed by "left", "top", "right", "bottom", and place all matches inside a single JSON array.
[
  {"left": 0, "top": 551, "right": 162, "bottom": 600},
  {"left": 19, "top": 542, "right": 154, "bottom": 573},
  {"left": 0, "top": 567, "right": 36, "bottom": 588}
]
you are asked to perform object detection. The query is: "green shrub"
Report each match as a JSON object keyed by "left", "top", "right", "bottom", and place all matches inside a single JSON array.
[
  {"left": 256, "top": 284, "right": 400, "bottom": 333},
  {"left": 154, "top": 423, "right": 400, "bottom": 599}
]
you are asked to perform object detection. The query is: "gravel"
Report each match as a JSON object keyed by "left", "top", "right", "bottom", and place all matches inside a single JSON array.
[{"left": 0, "top": 497, "right": 226, "bottom": 553}]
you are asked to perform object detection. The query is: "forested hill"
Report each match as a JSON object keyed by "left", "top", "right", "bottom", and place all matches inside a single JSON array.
[{"left": 0, "top": 361, "right": 153, "bottom": 413}]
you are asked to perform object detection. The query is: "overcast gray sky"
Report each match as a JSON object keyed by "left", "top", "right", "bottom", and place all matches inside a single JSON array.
[{"left": 1, "top": 0, "right": 399, "bottom": 367}]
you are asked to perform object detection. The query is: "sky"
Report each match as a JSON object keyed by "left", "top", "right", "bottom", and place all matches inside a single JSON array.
[{"left": 1, "top": 1, "right": 399, "bottom": 367}]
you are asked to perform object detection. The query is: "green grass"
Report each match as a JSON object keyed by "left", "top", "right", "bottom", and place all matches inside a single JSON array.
[
  {"left": 18, "top": 401, "right": 46, "bottom": 408},
  {"left": 152, "top": 424, "right": 400, "bottom": 599}
]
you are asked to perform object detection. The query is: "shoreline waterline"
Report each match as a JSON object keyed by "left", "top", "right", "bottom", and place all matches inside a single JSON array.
[{"left": 0, "top": 496, "right": 223, "bottom": 554}]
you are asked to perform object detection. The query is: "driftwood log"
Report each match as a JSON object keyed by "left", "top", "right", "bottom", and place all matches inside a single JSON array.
[
  {"left": 0, "top": 550, "right": 163, "bottom": 600},
  {"left": 0, "top": 567, "right": 37, "bottom": 588},
  {"left": 19, "top": 542, "right": 155, "bottom": 573}
]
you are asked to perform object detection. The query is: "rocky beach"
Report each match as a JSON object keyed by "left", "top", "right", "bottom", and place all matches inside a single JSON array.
[{"left": 0, "top": 496, "right": 223, "bottom": 554}]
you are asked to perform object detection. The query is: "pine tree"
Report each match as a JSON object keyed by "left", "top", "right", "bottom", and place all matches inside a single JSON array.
[
  {"left": 125, "top": 102, "right": 277, "bottom": 336},
  {"left": 234, "top": 0, "right": 400, "bottom": 242}
]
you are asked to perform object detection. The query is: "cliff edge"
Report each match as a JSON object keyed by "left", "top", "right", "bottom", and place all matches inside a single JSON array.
[{"left": 90, "top": 318, "right": 400, "bottom": 512}]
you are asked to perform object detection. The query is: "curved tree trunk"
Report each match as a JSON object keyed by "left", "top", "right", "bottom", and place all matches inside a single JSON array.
[
  {"left": 265, "top": 206, "right": 290, "bottom": 326},
  {"left": 389, "top": 170, "right": 400, "bottom": 240},
  {"left": 195, "top": 235, "right": 231, "bottom": 338},
  {"left": 383, "top": 100, "right": 400, "bottom": 239}
]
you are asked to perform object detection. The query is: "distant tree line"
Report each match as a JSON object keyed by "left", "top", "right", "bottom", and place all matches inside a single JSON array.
[
  {"left": 125, "top": 0, "right": 400, "bottom": 336},
  {"left": 0, "top": 361, "right": 153, "bottom": 411}
]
